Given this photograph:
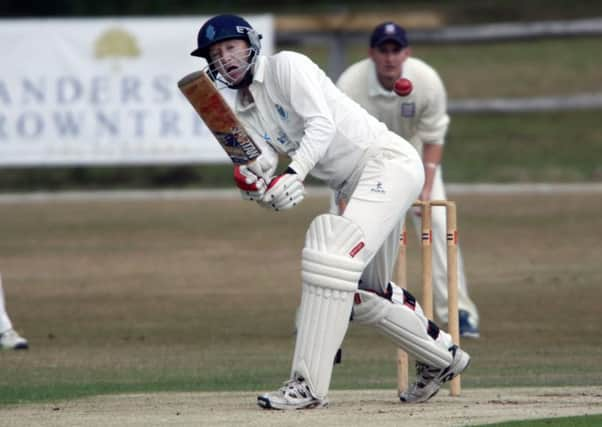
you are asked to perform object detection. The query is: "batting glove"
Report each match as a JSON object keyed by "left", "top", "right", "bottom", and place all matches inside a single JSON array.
[
  {"left": 260, "top": 170, "right": 305, "bottom": 211},
  {"left": 233, "top": 165, "right": 267, "bottom": 201}
]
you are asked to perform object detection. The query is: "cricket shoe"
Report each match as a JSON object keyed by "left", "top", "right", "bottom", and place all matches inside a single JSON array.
[
  {"left": 257, "top": 377, "right": 327, "bottom": 410},
  {"left": 0, "top": 329, "right": 29, "bottom": 350},
  {"left": 400, "top": 345, "right": 470, "bottom": 403},
  {"left": 459, "top": 310, "right": 480, "bottom": 339}
]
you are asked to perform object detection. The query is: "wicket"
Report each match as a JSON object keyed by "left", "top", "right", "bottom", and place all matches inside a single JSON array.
[{"left": 395, "top": 200, "right": 461, "bottom": 396}]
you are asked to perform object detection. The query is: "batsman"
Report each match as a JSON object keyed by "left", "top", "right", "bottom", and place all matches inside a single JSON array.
[{"left": 188, "top": 14, "right": 471, "bottom": 410}]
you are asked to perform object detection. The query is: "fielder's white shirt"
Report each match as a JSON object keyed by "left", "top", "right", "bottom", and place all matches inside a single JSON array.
[
  {"left": 234, "top": 52, "right": 418, "bottom": 190},
  {"left": 336, "top": 57, "right": 450, "bottom": 154}
]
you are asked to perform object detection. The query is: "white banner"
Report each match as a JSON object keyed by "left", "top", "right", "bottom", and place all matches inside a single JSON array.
[{"left": 0, "top": 16, "right": 273, "bottom": 166}]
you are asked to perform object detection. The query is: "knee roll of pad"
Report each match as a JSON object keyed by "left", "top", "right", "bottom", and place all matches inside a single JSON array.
[{"left": 302, "top": 249, "right": 364, "bottom": 291}]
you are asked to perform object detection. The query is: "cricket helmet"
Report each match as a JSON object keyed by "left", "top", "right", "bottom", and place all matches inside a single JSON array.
[{"left": 190, "top": 14, "right": 262, "bottom": 60}]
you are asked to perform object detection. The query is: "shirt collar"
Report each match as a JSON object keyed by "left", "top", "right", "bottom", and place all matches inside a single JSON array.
[
  {"left": 251, "top": 55, "right": 266, "bottom": 84},
  {"left": 368, "top": 61, "right": 399, "bottom": 98},
  {"left": 234, "top": 55, "right": 265, "bottom": 113}
]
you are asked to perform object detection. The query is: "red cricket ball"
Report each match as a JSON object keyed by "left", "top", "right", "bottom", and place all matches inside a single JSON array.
[{"left": 394, "top": 78, "right": 413, "bottom": 97}]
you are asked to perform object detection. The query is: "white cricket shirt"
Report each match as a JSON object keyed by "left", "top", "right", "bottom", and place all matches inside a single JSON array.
[
  {"left": 234, "top": 51, "right": 417, "bottom": 190},
  {"left": 336, "top": 57, "right": 450, "bottom": 154}
]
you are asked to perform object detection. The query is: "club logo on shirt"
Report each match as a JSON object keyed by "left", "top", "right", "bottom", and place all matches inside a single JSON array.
[
  {"left": 275, "top": 104, "right": 288, "bottom": 120},
  {"left": 276, "top": 130, "right": 289, "bottom": 145},
  {"left": 370, "top": 181, "right": 386, "bottom": 194},
  {"left": 401, "top": 102, "right": 415, "bottom": 118}
]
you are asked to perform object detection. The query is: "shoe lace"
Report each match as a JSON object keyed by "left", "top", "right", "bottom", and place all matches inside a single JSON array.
[
  {"left": 279, "top": 378, "right": 311, "bottom": 399},
  {"left": 414, "top": 362, "right": 441, "bottom": 386}
]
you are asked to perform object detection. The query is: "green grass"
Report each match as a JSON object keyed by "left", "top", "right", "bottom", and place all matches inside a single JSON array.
[
  {"left": 446, "top": 110, "right": 602, "bottom": 182},
  {"left": 400, "top": 38, "right": 602, "bottom": 99},
  {"left": 475, "top": 414, "right": 602, "bottom": 427}
]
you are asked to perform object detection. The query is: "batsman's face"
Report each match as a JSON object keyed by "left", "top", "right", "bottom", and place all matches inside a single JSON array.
[
  {"left": 209, "top": 39, "right": 252, "bottom": 85},
  {"left": 369, "top": 42, "right": 411, "bottom": 89}
]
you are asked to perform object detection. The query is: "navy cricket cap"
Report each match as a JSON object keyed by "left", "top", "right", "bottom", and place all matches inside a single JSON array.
[{"left": 370, "top": 22, "right": 409, "bottom": 48}]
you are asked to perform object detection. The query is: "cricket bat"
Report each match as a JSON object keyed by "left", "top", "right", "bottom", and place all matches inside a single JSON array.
[{"left": 177, "top": 70, "right": 261, "bottom": 165}]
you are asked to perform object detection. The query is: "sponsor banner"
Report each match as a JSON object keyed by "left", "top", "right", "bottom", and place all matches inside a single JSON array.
[{"left": 0, "top": 16, "right": 273, "bottom": 165}]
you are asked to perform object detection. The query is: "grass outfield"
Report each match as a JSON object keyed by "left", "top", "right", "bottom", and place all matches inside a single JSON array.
[
  {"left": 478, "top": 414, "right": 602, "bottom": 427},
  {"left": 446, "top": 110, "right": 602, "bottom": 182},
  {"left": 0, "top": 191, "right": 601, "bottom": 411}
]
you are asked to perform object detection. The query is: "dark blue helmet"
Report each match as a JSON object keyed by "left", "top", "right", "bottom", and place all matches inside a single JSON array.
[{"left": 190, "top": 14, "right": 262, "bottom": 60}]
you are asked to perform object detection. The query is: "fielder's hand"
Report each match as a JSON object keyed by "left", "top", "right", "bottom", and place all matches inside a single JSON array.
[
  {"left": 413, "top": 188, "right": 433, "bottom": 217},
  {"left": 233, "top": 165, "right": 267, "bottom": 201},
  {"left": 260, "top": 172, "right": 305, "bottom": 211}
]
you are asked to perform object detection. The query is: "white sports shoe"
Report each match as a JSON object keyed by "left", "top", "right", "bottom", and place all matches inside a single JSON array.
[
  {"left": 257, "top": 377, "right": 327, "bottom": 410},
  {"left": 400, "top": 345, "right": 470, "bottom": 403},
  {"left": 0, "top": 329, "right": 29, "bottom": 350}
]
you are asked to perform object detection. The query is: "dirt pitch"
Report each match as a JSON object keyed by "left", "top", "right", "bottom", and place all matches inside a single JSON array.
[
  {"left": 1, "top": 187, "right": 601, "bottom": 426},
  {"left": 1, "top": 386, "right": 601, "bottom": 426}
]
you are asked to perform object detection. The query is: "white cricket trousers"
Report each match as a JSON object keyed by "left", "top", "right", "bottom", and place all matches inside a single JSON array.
[
  {"left": 0, "top": 279, "right": 14, "bottom": 333},
  {"left": 339, "top": 158, "right": 479, "bottom": 327},
  {"left": 341, "top": 141, "right": 424, "bottom": 288}
]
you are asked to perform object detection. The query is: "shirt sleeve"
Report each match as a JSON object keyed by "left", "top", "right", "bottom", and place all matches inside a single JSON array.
[
  {"left": 416, "top": 69, "right": 450, "bottom": 146},
  {"left": 272, "top": 53, "right": 337, "bottom": 180},
  {"left": 336, "top": 67, "right": 351, "bottom": 93}
]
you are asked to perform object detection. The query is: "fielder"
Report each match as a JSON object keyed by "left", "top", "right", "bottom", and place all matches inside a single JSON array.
[
  {"left": 190, "top": 14, "right": 471, "bottom": 410},
  {"left": 0, "top": 273, "right": 28, "bottom": 350},
  {"left": 337, "top": 22, "right": 480, "bottom": 338}
]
